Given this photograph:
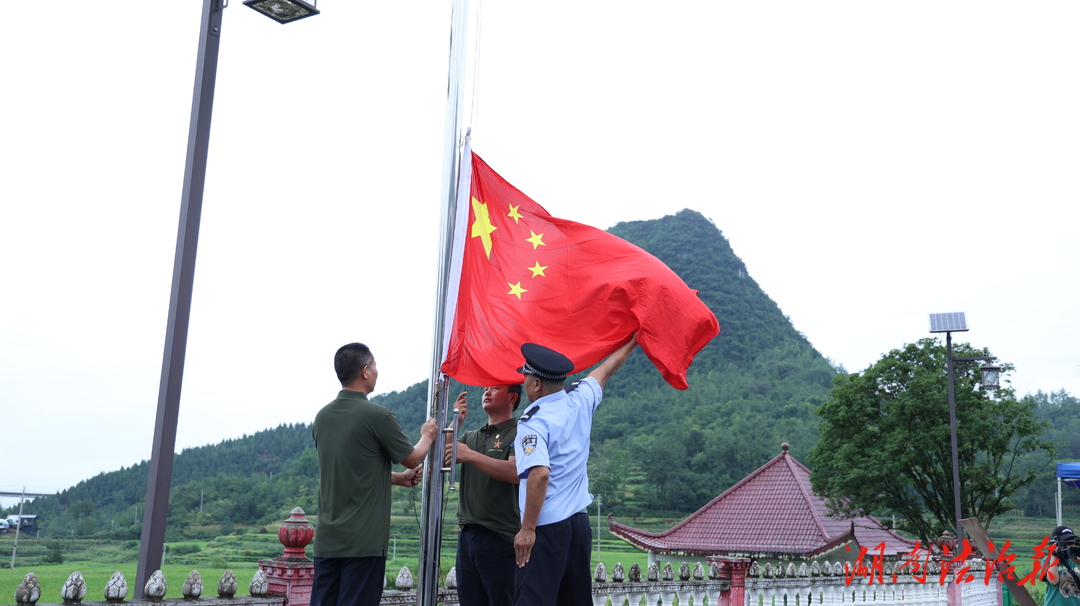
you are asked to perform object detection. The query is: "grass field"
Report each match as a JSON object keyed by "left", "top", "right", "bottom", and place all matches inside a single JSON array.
[{"left": 0, "top": 523, "right": 650, "bottom": 605}]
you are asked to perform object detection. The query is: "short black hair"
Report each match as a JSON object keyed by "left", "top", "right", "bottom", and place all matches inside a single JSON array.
[
  {"left": 508, "top": 384, "right": 523, "bottom": 411},
  {"left": 335, "top": 343, "right": 373, "bottom": 385}
]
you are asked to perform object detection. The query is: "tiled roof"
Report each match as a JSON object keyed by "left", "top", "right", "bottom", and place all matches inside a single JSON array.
[{"left": 609, "top": 445, "right": 916, "bottom": 557}]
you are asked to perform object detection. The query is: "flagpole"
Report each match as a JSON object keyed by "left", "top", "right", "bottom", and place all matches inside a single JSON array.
[{"left": 417, "top": 0, "right": 470, "bottom": 601}]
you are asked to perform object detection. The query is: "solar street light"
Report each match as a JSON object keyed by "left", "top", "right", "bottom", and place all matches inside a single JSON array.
[{"left": 928, "top": 311, "right": 1000, "bottom": 546}]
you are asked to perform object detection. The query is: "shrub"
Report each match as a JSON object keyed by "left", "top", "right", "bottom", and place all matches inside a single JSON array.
[
  {"left": 41, "top": 542, "right": 64, "bottom": 564},
  {"left": 170, "top": 543, "right": 202, "bottom": 556}
]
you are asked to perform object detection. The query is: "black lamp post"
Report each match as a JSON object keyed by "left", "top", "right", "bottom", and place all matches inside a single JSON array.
[
  {"left": 928, "top": 312, "right": 1000, "bottom": 544},
  {"left": 135, "top": 0, "right": 317, "bottom": 597}
]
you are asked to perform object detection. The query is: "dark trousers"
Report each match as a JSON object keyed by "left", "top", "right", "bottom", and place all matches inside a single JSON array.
[
  {"left": 514, "top": 512, "right": 592, "bottom": 606},
  {"left": 456, "top": 525, "right": 516, "bottom": 606},
  {"left": 311, "top": 556, "right": 386, "bottom": 606}
]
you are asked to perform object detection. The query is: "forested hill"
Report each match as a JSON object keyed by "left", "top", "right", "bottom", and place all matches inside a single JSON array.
[{"left": 9, "top": 209, "right": 838, "bottom": 536}]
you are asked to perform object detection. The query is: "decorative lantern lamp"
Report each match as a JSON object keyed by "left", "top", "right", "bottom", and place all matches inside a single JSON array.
[{"left": 980, "top": 364, "right": 1001, "bottom": 390}]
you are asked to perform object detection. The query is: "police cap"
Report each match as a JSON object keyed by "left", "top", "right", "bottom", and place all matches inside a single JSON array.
[{"left": 517, "top": 343, "right": 574, "bottom": 381}]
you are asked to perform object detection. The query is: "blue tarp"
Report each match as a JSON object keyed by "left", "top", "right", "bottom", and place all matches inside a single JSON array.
[{"left": 1057, "top": 462, "right": 1080, "bottom": 489}]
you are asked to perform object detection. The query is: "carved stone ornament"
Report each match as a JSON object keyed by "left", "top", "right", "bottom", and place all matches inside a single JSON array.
[
  {"left": 662, "top": 563, "right": 674, "bottom": 582},
  {"left": 762, "top": 563, "right": 773, "bottom": 578},
  {"left": 810, "top": 561, "right": 821, "bottom": 577},
  {"left": 612, "top": 562, "right": 625, "bottom": 582},
  {"left": 709, "top": 562, "right": 721, "bottom": 580},
  {"left": 15, "top": 572, "right": 42, "bottom": 605},
  {"left": 747, "top": 561, "right": 760, "bottom": 578},
  {"left": 444, "top": 567, "right": 457, "bottom": 589},
  {"left": 61, "top": 572, "right": 87, "bottom": 605},
  {"left": 278, "top": 507, "right": 316, "bottom": 560},
  {"left": 104, "top": 571, "right": 128, "bottom": 602},
  {"left": 787, "top": 562, "right": 798, "bottom": 578},
  {"left": 821, "top": 561, "right": 832, "bottom": 576},
  {"left": 395, "top": 567, "right": 413, "bottom": 591},
  {"left": 217, "top": 570, "right": 237, "bottom": 598},
  {"left": 594, "top": 562, "right": 607, "bottom": 582},
  {"left": 144, "top": 571, "right": 167, "bottom": 600},
  {"left": 678, "top": 562, "right": 690, "bottom": 581},
  {"left": 249, "top": 571, "right": 268, "bottom": 597},
  {"left": 182, "top": 571, "right": 203, "bottom": 599},
  {"left": 646, "top": 562, "right": 660, "bottom": 582},
  {"left": 693, "top": 563, "right": 705, "bottom": 580},
  {"left": 628, "top": 563, "right": 642, "bottom": 582},
  {"left": 798, "top": 562, "right": 809, "bottom": 577}
]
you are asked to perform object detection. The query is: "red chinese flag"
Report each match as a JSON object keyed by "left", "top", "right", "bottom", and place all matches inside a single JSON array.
[{"left": 440, "top": 152, "right": 719, "bottom": 390}]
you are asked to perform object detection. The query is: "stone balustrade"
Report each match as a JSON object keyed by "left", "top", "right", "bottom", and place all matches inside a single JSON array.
[
  {"left": 8, "top": 507, "right": 1003, "bottom": 606},
  {"left": 745, "top": 557, "right": 1003, "bottom": 606},
  {"left": 13, "top": 568, "right": 282, "bottom": 606}
]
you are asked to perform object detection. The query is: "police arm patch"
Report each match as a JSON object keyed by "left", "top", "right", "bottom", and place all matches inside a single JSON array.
[{"left": 522, "top": 434, "right": 538, "bottom": 455}]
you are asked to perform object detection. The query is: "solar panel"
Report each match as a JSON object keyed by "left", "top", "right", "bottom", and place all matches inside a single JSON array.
[{"left": 929, "top": 312, "right": 968, "bottom": 333}]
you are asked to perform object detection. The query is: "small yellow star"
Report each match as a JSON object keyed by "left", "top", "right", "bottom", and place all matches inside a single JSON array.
[
  {"left": 528, "top": 262, "right": 548, "bottom": 278},
  {"left": 508, "top": 282, "right": 528, "bottom": 299},
  {"left": 508, "top": 204, "right": 524, "bottom": 224},
  {"left": 526, "top": 230, "right": 546, "bottom": 250}
]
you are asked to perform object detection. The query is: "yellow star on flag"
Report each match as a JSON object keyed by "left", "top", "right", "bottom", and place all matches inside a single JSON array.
[
  {"left": 507, "top": 282, "right": 528, "bottom": 299},
  {"left": 528, "top": 262, "right": 548, "bottom": 278},
  {"left": 526, "top": 230, "right": 546, "bottom": 250},
  {"left": 471, "top": 197, "right": 497, "bottom": 259},
  {"left": 508, "top": 204, "right": 524, "bottom": 224}
]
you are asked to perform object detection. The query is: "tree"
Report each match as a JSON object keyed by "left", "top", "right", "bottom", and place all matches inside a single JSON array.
[{"left": 807, "top": 338, "right": 1054, "bottom": 544}]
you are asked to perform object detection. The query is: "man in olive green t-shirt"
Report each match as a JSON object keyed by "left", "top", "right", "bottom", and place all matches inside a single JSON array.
[
  {"left": 311, "top": 343, "right": 437, "bottom": 606},
  {"left": 444, "top": 385, "right": 522, "bottom": 606}
]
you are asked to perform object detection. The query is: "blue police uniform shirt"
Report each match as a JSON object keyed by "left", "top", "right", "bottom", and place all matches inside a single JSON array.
[{"left": 515, "top": 376, "right": 602, "bottom": 526}]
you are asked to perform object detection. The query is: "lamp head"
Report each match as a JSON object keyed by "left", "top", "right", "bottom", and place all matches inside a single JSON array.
[
  {"left": 980, "top": 364, "right": 1001, "bottom": 390},
  {"left": 243, "top": 0, "right": 320, "bottom": 24}
]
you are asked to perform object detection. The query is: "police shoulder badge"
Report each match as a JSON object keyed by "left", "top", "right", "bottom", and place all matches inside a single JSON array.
[{"left": 522, "top": 434, "right": 538, "bottom": 455}]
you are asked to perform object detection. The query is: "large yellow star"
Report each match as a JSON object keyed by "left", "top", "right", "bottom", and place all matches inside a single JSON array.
[
  {"left": 470, "top": 197, "right": 497, "bottom": 259},
  {"left": 526, "top": 230, "right": 546, "bottom": 250},
  {"left": 508, "top": 204, "right": 524, "bottom": 224},
  {"left": 507, "top": 282, "right": 528, "bottom": 299},
  {"left": 528, "top": 262, "right": 548, "bottom": 278}
]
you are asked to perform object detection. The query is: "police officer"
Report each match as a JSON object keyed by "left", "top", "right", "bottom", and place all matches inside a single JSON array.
[{"left": 513, "top": 334, "right": 638, "bottom": 606}]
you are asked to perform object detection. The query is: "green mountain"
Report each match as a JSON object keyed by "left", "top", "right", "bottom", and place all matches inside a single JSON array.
[{"left": 7, "top": 209, "right": 839, "bottom": 537}]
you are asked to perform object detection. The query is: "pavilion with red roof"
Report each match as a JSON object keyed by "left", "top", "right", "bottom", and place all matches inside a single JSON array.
[{"left": 609, "top": 443, "right": 916, "bottom": 565}]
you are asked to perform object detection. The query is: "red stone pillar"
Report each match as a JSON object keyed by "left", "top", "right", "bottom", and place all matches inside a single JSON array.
[
  {"left": 947, "top": 576, "right": 963, "bottom": 606},
  {"left": 709, "top": 556, "right": 751, "bottom": 606},
  {"left": 259, "top": 507, "right": 316, "bottom": 606}
]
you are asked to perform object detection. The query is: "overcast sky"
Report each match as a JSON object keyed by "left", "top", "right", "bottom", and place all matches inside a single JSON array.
[{"left": 2, "top": 1, "right": 1078, "bottom": 509}]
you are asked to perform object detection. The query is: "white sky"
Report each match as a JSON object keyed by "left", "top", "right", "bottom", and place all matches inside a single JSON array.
[{"left": 2, "top": 1, "right": 1078, "bottom": 508}]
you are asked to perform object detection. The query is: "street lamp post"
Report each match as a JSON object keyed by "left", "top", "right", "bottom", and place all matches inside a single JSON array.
[
  {"left": 135, "top": 1, "right": 316, "bottom": 596},
  {"left": 929, "top": 312, "right": 1000, "bottom": 542}
]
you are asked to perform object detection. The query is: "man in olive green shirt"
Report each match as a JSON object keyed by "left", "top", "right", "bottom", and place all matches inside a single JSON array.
[
  {"left": 311, "top": 343, "right": 437, "bottom": 606},
  {"left": 445, "top": 385, "right": 522, "bottom": 606}
]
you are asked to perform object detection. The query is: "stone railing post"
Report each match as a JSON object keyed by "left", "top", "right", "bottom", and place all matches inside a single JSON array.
[
  {"left": 710, "top": 556, "right": 752, "bottom": 606},
  {"left": 258, "top": 507, "right": 316, "bottom": 606}
]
